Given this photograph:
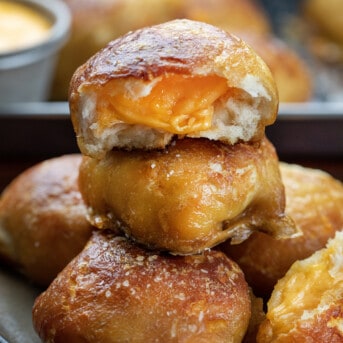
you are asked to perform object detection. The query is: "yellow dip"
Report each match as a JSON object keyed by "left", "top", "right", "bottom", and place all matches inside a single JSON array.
[{"left": 0, "top": 1, "right": 52, "bottom": 53}]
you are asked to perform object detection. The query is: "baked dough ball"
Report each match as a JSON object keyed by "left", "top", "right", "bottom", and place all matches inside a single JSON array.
[
  {"left": 79, "top": 137, "right": 298, "bottom": 255},
  {"left": 220, "top": 162, "right": 343, "bottom": 298},
  {"left": 0, "top": 154, "right": 93, "bottom": 287},
  {"left": 69, "top": 19, "right": 278, "bottom": 159},
  {"left": 179, "top": 0, "right": 271, "bottom": 36},
  {"left": 303, "top": 0, "right": 343, "bottom": 63},
  {"left": 257, "top": 230, "right": 343, "bottom": 342},
  {"left": 33, "top": 230, "right": 251, "bottom": 343},
  {"left": 239, "top": 33, "right": 313, "bottom": 102}
]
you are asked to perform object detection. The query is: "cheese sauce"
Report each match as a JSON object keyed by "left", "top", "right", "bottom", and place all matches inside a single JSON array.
[{"left": 0, "top": 1, "right": 52, "bottom": 53}]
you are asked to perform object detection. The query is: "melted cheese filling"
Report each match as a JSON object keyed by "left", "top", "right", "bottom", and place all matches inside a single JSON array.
[
  {"left": 266, "top": 231, "right": 343, "bottom": 336},
  {"left": 95, "top": 74, "right": 228, "bottom": 134},
  {"left": 0, "top": 1, "right": 51, "bottom": 53}
]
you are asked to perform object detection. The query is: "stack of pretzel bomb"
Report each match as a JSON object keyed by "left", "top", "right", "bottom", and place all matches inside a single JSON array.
[{"left": 30, "top": 19, "right": 343, "bottom": 343}]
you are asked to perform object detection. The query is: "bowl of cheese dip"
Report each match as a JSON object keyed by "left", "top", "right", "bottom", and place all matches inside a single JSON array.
[{"left": 0, "top": 0, "right": 70, "bottom": 102}]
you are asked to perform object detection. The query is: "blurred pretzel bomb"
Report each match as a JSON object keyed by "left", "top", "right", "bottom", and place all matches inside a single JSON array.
[
  {"left": 237, "top": 33, "right": 313, "bottom": 103},
  {"left": 303, "top": 0, "right": 343, "bottom": 64},
  {"left": 220, "top": 162, "right": 343, "bottom": 298},
  {"left": 33, "top": 230, "right": 251, "bottom": 343},
  {"left": 0, "top": 155, "right": 93, "bottom": 287},
  {"left": 174, "top": 0, "right": 271, "bottom": 36},
  {"left": 70, "top": 19, "right": 299, "bottom": 255}
]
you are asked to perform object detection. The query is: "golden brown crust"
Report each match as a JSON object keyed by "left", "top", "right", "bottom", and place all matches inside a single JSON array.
[
  {"left": 33, "top": 230, "right": 251, "bottom": 343},
  {"left": 67, "top": 8, "right": 270, "bottom": 87},
  {"left": 219, "top": 162, "right": 343, "bottom": 298},
  {"left": 51, "top": 0, "right": 272, "bottom": 100},
  {"left": 78, "top": 137, "right": 298, "bottom": 255},
  {"left": 0, "top": 155, "right": 93, "bottom": 287},
  {"left": 69, "top": 19, "right": 278, "bottom": 158},
  {"left": 257, "top": 231, "right": 343, "bottom": 342}
]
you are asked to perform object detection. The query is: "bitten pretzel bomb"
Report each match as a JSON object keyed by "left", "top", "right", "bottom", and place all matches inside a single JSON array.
[{"left": 0, "top": 17, "right": 339, "bottom": 343}]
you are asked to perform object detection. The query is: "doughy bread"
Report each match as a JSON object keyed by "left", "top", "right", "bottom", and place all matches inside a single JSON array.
[
  {"left": 257, "top": 230, "right": 343, "bottom": 342},
  {"left": 69, "top": 19, "right": 278, "bottom": 158},
  {"left": 220, "top": 162, "right": 343, "bottom": 298},
  {"left": 0, "top": 155, "right": 93, "bottom": 287},
  {"left": 78, "top": 137, "right": 298, "bottom": 255},
  {"left": 33, "top": 230, "right": 251, "bottom": 343}
]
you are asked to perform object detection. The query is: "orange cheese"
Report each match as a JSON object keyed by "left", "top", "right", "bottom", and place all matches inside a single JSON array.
[
  {"left": 95, "top": 74, "right": 228, "bottom": 134},
  {"left": 0, "top": 0, "right": 51, "bottom": 53}
]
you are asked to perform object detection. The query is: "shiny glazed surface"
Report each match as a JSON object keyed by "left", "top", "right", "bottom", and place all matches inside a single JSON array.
[
  {"left": 79, "top": 137, "right": 297, "bottom": 254},
  {"left": 33, "top": 231, "right": 251, "bottom": 343}
]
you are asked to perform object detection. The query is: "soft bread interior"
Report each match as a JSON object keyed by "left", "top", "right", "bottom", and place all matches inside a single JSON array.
[{"left": 77, "top": 72, "right": 274, "bottom": 157}]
